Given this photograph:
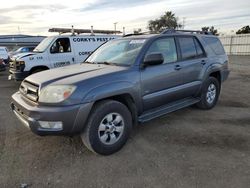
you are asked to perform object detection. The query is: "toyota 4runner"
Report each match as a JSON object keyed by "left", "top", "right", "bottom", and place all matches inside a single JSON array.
[{"left": 11, "top": 29, "right": 230, "bottom": 155}]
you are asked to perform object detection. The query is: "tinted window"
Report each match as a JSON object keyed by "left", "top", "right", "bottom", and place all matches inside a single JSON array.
[
  {"left": 179, "top": 37, "right": 197, "bottom": 60},
  {"left": 146, "top": 38, "right": 177, "bottom": 64},
  {"left": 203, "top": 37, "right": 225, "bottom": 55},
  {"left": 194, "top": 38, "right": 205, "bottom": 57}
]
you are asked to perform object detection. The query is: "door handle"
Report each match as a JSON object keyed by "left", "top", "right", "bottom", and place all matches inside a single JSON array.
[
  {"left": 174, "top": 65, "right": 182, "bottom": 70},
  {"left": 201, "top": 60, "right": 206, "bottom": 65},
  {"left": 72, "top": 57, "right": 75, "bottom": 62}
]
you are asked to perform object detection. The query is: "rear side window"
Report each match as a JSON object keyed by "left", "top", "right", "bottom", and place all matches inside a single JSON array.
[
  {"left": 203, "top": 37, "right": 225, "bottom": 55},
  {"left": 194, "top": 38, "right": 205, "bottom": 57},
  {"left": 179, "top": 37, "right": 197, "bottom": 60}
]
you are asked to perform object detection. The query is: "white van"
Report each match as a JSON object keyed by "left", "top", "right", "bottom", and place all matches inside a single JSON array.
[{"left": 9, "top": 34, "right": 119, "bottom": 80}]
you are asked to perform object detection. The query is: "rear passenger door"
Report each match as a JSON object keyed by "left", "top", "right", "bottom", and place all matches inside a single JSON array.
[{"left": 175, "top": 36, "right": 206, "bottom": 97}]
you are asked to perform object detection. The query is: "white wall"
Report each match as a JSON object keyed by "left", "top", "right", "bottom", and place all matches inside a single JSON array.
[{"left": 219, "top": 34, "right": 250, "bottom": 55}]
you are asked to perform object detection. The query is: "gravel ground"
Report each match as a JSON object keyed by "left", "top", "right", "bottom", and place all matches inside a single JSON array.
[{"left": 0, "top": 56, "right": 250, "bottom": 188}]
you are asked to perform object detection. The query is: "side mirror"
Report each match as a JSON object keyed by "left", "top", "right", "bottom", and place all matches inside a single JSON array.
[
  {"left": 143, "top": 53, "right": 164, "bottom": 66},
  {"left": 50, "top": 46, "right": 58, "bottom": 53}
]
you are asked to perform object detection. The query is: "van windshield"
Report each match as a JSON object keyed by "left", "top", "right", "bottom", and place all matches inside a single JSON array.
[
  {"left": 34, "top": 37, "right": 54, "bottom": 53},
  {"left": 86, "top": 39, "right": 146, "bottom": 66}
]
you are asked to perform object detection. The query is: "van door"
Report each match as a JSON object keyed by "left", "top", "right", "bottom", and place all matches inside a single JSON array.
[{"left": 48, "top": 37, "right": 75, "bottom": 68}]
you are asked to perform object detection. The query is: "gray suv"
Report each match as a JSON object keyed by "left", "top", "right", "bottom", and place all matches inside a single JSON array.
[{"left": 11, "top": 30, "right": 229, "bottom": 155}]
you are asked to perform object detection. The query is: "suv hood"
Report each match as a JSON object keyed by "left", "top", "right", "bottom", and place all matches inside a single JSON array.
[{"left": 25, "top": 63, "right": 128, "bottom": 87}]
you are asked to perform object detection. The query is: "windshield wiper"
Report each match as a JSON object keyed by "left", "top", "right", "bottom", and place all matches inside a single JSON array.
[
  {"left": 82, "top": 61, "right": 119, "bottom": 66},
  {"left": 83, "top": 61, "right": 94, "bottom": 64},
  {"left": 95, "top": 61, "right": 117, "bottom": 66}
]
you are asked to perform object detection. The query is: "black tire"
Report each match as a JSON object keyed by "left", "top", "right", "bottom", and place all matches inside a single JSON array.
[
  {"left": 81, "top": 100, "right": 132, "bottom": 155},
  {"left": 196, "top": 77, "right": 220, "bottom": 109},
  {"left": 30, "top": 68, "right": 45, "bottom": 75}
]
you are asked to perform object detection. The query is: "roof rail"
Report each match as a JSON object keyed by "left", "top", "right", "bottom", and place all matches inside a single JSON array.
[
  {"left": 161, "top": 29, "right": 212, "bottom": 35},
  {"left": 123, "top": 31, "right": 155, "bottom": 37}
]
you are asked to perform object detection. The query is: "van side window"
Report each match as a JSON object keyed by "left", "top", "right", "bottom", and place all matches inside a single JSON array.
[
  {"left": 178, "top": 37, "right": 197, "bottom": 60},
  {"left": 145, "top": 37, "right": 177, "bottom": 64},
  {"left": 50, "top": 38, "right": 71, "bottom": 54},
  {"left": 194, "top": 38, "right": 205, "bottom": 57}
]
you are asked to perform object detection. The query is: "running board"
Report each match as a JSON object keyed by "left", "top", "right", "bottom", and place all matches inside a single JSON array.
[{"left": 138, "top": 98, "right": 200, "bottom": 123}]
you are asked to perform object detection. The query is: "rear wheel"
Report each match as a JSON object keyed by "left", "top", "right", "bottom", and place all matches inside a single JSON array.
[
  {"left": 196, "top": 77, "right": 220, "bottom": 109},
  {"left": 81, "top": 100, "right": 132, "bottom": 155},
  {"left": 30, "top": 68, "right": 47, "bottom": 75}
]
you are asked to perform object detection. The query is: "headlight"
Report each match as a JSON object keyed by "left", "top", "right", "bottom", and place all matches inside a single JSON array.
[
  {"left": 19, "top": 61, "right": 25, "bottom": 65},
  {"left": 39, "top": 85, "right": 76, "bottom": 103}
]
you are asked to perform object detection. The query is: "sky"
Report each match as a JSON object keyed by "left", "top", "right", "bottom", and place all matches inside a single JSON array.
[{"left": 0, "top": 0, "right": 249, "bottom": 36}]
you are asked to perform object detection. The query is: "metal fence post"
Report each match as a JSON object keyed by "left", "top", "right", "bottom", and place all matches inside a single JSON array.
[{"left": 229, "top": 36, "right": 233, "bottom": 55}]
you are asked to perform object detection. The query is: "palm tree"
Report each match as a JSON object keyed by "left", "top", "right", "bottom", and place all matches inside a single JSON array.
[{"left": 148, "top": 11, "right": 182, "bottom": 33}]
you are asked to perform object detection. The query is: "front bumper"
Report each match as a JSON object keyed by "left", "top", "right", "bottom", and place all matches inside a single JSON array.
[
  {"left": 11, "top": 92, "right": 93, "bottom": 136},
  {"left": 9, "top": 69, "right": 29, "bottom": 81}
]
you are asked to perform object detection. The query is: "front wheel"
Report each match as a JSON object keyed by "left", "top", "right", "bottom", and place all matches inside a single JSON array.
[
  {"left": 196, "top": 77, "right": 220, "bottom": 109},
  {"left": 81, "top": 100, "right": 132, "bottom": 155}
]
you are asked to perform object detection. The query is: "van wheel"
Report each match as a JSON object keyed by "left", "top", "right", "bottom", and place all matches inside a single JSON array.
[
  {"left": 196, "top": 77, "right": 220, "bottom": 109},
  {"left": 30, "top": 68, "right": 45, "bottom": 75},
  {"left": 81, "top": 100, "right": 132, "bottom": 155}
]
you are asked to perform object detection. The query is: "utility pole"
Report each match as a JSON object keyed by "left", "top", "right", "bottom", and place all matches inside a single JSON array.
[
  {"left": 123, "top": 27, "right": 125, "bottom": 36},
  {"left": 182, "top": 17, "right": 186, "bottom": 29},
  {"left": 114, "top": 22, "right": 118, "bottom": 34}
]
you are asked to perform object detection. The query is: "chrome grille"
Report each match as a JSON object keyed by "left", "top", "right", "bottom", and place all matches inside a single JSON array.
[{"left": 20, "top": 80, "right": 39, "bottom": 102}]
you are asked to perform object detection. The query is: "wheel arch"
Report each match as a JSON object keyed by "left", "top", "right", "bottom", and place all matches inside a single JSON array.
[
  {"left": 29, "top": 65, "right": 49, "bottom": 74},
  {"left": 209, "top": 71, "right": 221, "bottom": 84},
  {"left": 93, "top": 93, "right": 138, "bottom": 126}
]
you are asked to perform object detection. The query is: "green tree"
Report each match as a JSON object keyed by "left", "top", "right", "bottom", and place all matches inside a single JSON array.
[
  {"left": 133, "top": 28, "right": 142, "bottom": 34},
  {"left": 148, "top": 11, "right": 182, "bottom": 33},
  {"left": 236, "top": 25, "right": 250, "bottom": 34},
  {"left": 201, "top": 26, "right": 218, "bottom": 35}
]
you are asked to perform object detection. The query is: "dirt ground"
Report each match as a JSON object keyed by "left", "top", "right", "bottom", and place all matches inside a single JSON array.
[{"left": 0, "top": 56, "right": 250, "bottom": 188}]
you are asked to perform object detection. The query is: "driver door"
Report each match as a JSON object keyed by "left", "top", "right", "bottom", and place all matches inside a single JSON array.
[
  {"left": 48, "top": 37, "right": 75, "bottom": 68},
  {"left": 140, "top": 37, "right": 185, "bottom": 111}
]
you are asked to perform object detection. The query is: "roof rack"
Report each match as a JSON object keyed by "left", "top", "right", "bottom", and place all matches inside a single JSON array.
[
  {"left": 123, "top": 31, "right": 154, "bottom": 37},
  {"left": 48, "top": 26, "right": 122, "bottom": 35},
  {"left": 161, "top": 29, "right": 212, "bottom": 35}
]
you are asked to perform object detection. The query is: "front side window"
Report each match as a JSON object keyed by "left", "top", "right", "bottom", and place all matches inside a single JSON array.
[
  {"left": 179, "top": 37, "right": 197, "bottom": 60},
  {"left": 50, "top": 38, "right": 71, "bottom": 54},
  {"left": 145, "top": 37, "right": 177, "bottom": 64},
  {"left": 86, "top": 39, "right": 146, "bottom": 66}
]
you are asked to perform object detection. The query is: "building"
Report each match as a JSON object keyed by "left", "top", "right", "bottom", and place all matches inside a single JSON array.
[{"left": 0, "top": 34, "right": 46, "bottom": 51}]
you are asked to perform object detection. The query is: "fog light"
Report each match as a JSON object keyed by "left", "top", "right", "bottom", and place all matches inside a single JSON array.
[{"left": 39, "top": 121, "right": 63, "bottom": 130}]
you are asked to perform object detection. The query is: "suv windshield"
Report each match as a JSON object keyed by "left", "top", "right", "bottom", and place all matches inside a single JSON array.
[
  {"left": 86, "top": 39, "right": 146, "bottom": 66},
  {"left": 34, "top": 37, "right": 54, "bottom": 53}
]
